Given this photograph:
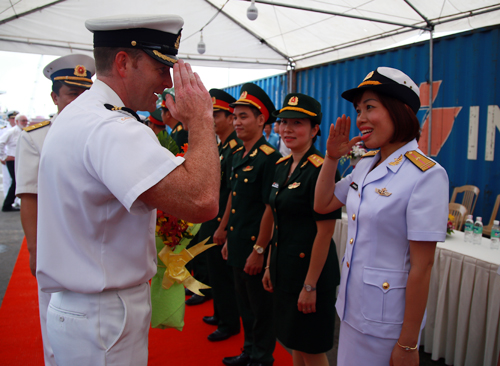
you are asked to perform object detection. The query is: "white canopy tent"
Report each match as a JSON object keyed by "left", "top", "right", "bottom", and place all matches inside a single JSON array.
[{"left": 0, "top": 0, "right": 499, "bottom": 71}]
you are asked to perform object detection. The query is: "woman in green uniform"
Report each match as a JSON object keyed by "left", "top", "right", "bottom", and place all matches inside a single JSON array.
[{"left": 262, "top": 93, "right": 341, "bottom": 366}]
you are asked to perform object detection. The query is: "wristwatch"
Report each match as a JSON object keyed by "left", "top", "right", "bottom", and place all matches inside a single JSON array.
[
  {"left": 253, "top": 244, "right": 264, "bottom": 254},
  {"left": 303, "top": 284, "right": 316, "bottom": 292}
]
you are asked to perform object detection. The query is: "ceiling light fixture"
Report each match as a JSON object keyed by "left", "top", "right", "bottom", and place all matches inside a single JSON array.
[
  {"left": 197, "top": 32, "right": 206, "bottom": 54},
  {"left": 247, "top": 0, "right": 258, "bottom": 21}
]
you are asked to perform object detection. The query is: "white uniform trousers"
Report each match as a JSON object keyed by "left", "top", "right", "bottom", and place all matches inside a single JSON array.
[
  {"left": 2, "top": 163, "right": 11, "bottom": 198},
  {"left": 38, "top": 285, "right": 56, "bottom": 366},
  {"left": 47, "top": 282, "right": 151, "bottom": 366}
]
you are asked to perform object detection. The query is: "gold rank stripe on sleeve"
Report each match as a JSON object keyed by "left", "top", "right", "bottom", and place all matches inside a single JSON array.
[
  {"left": 404, "top": 150, "right": 436, "bottom": 171},
  {"left": 276, "top": 154, "right": 292, "bottom": 165},
  {"left": 233, "top": 146, "right": 244, "bottom": 154},
  {"left": 23, "top": 120, "right": 51, "bottom": 132},
  {"left": 307, "top": 154, "right": 324, "bottom": 168},
  {"left": 229, "top": 139, "right": 238, "bottom": 149},
  {"left": 361, "top": 150, "right": 379, "bottom": 158},
  {"left": 259, "top": 144, "right": 275, "bottom": 155}
]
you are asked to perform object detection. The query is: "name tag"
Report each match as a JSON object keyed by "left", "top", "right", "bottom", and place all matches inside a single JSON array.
[
  {"left": 350, "top": 182, "right": 358, "bottom": 191},
  {"left": 272, "top": 182, "right": 279, "bottom": 189}
]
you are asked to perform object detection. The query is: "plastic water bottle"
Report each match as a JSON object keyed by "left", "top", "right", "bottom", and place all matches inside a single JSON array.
[
  {"left": 491, "top": 220, "right": 500, "bottom": 250},
  {"left": 473, "top": 217, "right": 483, "bottom": 245},
  {"left": 464, "top": 215, "right": 474, "bottom": 243}
]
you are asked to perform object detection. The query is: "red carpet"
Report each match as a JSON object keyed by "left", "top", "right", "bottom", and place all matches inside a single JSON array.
[{"left": 0, "top": 239, "right": 292, "bottom": 365}]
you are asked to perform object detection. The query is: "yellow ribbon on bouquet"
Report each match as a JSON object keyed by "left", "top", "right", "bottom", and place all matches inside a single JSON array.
[{"left": 158, "top": 237, "right": 217, "bottom": 296}]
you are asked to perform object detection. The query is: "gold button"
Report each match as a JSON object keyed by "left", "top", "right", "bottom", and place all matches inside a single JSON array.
[
  {"left": 275, "top": 225, "right": 278, "bottom": 230},
  {"left": 349, "top": 238, "right": 354, "bottom": 244},
  {"left": 251, "top": 236, "right": 256, "bottom": 241},
  {"left": 346, "top": 261, "right": 350, "bottom": 268},
  {"left": 352, "top": 214, "right": 356, "bottom": 220},
  {"left": 275, "top": 242, "right": 278, "bottom": 247},
  {"left": 231, "top": 209, "right": 235, "bottom": 214},
  {"left": 131, "top": 40, "right": 137, "bottom": 46},
  {"left": 235, "top": 174, "right": 238, "bottom": 178},
  {"left": 217, "top": 217, "right": 221, "bottom": 222},
  {"left": 276, "top": 192, "right": 278, "bottom": 195},
  {"left": 358, "top": 193, "right": 360, "bottom": 197},
  {"left": 299, "top": 253, "right": 305, "bottom": 258},
  {"left": 230, "top": 226, "right": 234, "bottom": 231},
  {"left": 233, "top": 192, "right": 236, "bottom": 196},
  {"left": 274, "top": 208, "right": 276, "bottom": 212},
  {"left": 382, "top": 282, "right": 390, "bottom": 290},
  {"left": 244, "top": 178, "right": 248, "bottom": 183}
]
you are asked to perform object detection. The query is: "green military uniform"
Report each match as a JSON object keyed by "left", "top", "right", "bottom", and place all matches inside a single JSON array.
[
  {"left": 199, "top": 129, "right": 242, "bottom": 334},
  {"left": 170, "top": 121, "right": 188, "bottom": 150},
  {"left": 227, "top": 136, "right": 281, "bottom": 363},
  {"left": 269, "top": 146, "right": 341, "bottom": 354}
]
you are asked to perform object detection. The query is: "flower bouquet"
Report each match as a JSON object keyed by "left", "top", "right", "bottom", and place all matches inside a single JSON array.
[
  {"left": 447, "top": 214, "right": 455, "bottom": 235},
  {"left": 339, "top": 141, "right": 368, "bottom": 166}
]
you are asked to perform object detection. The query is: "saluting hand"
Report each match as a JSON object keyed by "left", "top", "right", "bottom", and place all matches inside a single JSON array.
[{"left": 325, "top": 115, "right": 362, "bottom": 160}]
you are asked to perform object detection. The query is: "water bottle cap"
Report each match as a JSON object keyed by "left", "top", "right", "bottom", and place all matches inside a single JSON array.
[
  {"left": 467, "top": 215, "right": 473, "bottom": 220},
  {"left": 494, "top": 220, "right": 499, "bottom": 225},
  {"left": 476, "top": 217, "right": 482, "bottom": 222}
]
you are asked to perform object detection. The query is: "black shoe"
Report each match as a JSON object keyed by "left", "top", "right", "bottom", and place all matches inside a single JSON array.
[
  {"left": 222, "top": 351, "right": 250, "bottom": 366},
  {"left": 207, "top": 328, "right": 239, "bottom": 342},
  {"left": 202, "top": 315, "right": 218, "bottom": 325},
  {"left": 185, "top": 294, "right": 211, "bottom": 306},
  {"left": 185, "top": 288, "right": 194, "bottom": 296}
]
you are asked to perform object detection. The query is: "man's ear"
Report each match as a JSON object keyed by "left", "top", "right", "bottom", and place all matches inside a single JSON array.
[
  {"left": 256, "top": 113, "right": 266, "bottom": 128},
  {"left": 114, "top": 51, "right": 130, "bottom": 78},
  {"left": 50, "top": 91, "right": 58, "bottom": 106}
]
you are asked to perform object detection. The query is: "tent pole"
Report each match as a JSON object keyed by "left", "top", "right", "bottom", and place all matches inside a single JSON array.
[{"left": 428, "top": 28, "right": 434, "bottom": 156}]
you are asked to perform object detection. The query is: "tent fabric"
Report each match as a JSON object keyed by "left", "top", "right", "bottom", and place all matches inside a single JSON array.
[{"left": 0, "top": 0, "right": 499, "bottom": 70}]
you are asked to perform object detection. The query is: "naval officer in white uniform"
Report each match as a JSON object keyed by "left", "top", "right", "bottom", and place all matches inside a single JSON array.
[
  {"left": 15, "top": 53, "right": 95, "bottom": 366},
  {"left": 315, "top": 67, "right": 448, "bottom": 366},
  {"left": 36, "top": 15, "right": 219, "bottom": 366}
]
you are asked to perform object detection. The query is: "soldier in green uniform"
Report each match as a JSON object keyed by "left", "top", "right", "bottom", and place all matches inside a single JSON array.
[
  {"left": 160, "top": 88, "right": 188, "bottom": 149},
  {"left": 262, "top": 94, "right": 341, "bottom": 366},
  {"left": 197, "top": 89, "right": 242, "bottom": 341},
  {"left": 220, "top": 83, "right": 281, "bottom": 366}
]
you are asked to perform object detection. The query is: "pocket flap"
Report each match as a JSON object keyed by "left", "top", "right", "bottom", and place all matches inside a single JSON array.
[{"left": 363, "top": 267, "right": 408, "bottom": 293}]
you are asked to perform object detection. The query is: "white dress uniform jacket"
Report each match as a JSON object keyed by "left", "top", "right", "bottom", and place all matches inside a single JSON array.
[
  {"left": 0, "top": 124, "right": 22, "bottom": 160},
  {"left": 37, "top": 79, "right": 185, "bottom": 293},
  {"left": 334, "top": 139, "right": 448, "bottom": 339},
  {"left": 15, "top": 114, "right": 57, "bottom": 195}
]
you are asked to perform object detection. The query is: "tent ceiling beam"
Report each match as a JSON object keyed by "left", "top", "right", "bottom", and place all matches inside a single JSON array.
[
  {"left": 0, "top": 0, "right": 66, "bottom": 26},
  {"left": 247, "top": 0, "right": 431, "bottom": 31},
  {"left": 431, "top": 4, "right": 500, "bottom": 27},
  {"left": 403, "top": 0, "right": 433, "bottom": 29},
  {"left": 204, "top": 0, "right": 290, "bottom": 61}
]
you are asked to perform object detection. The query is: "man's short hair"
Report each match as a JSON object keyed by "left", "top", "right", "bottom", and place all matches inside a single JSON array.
[
  {"left": 52, "top": 80, "right": 65, "bottom": 95},
  {"left": 93, "top": 47, "right": 143, "bottom": 75}
]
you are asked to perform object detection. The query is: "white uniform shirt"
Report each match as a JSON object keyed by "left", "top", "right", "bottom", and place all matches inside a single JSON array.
[
  {"left": 37, "top": 79, "right": 185, "bottom": 293},
  {"left": 0, "top": 124, "right": 22, "bottom": 160},
  {"left": 15, "top": 114, "right": 57, "bottom": 195},
  {"left": 334, "top": 139, "right": 448, "bottom": 339}
]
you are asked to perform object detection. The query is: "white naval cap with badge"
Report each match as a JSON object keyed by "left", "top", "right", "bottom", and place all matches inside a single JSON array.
[
  {"left": 85, "top": 15, "right": 184, "bottom": 67},
  {"left": 341, "top": 66, "right": 420, "bottom": 114},
  {"left": 43, "top": 54, "right": 95, "bottom": 89}
]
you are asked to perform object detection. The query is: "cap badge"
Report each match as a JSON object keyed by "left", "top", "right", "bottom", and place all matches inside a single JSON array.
[
  {"left": 363, "top": 71, "right": 374, "bottom": 81},
  {"left": 288, "top": 96, "right": 299, "bottom": 106},
  {"left": 74, "top": 65, "right": 87, "bottom": 77},
  {"left": 174, "top": 33, "right": 181, "bottom": 50},
  {"left": 212, "top": 96, "right": 217, "bottom": 105},
  {"left": 288, "top": 182, "right": 301, "bottom": 189},
  {"left": 389, "top": 155, "right": 403, "bottom": 166},
  {"left": 375, "top": 188, "right": 392, "bottom": 197},
  {"left": 240, "top": 91, "right": 248, "bottom": 99}
]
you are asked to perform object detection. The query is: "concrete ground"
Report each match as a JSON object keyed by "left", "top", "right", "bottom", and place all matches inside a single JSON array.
[{"left": 0, "top": 171, "right": 448, "bottom": 365}]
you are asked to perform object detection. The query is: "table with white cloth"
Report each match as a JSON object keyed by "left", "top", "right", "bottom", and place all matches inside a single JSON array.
[{"left": 332, "top": 215, "right": 500, "bottom": 366}]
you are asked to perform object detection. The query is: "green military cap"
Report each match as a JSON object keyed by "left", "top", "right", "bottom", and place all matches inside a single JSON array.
[
  {"left": 209, "top": 89, "right": 236, "bottom": 113},
  {"left": 149, "top": 108, "right": 164, "bottom": 126},
  {"left": 230, "top": 83, "right": 276, "bottom": 125},
  {"left": 273, "top": 93, "right": 322, "bottom": 135},
  {"left": 160, "top": 87, "right": 176, "bottom": 108}
]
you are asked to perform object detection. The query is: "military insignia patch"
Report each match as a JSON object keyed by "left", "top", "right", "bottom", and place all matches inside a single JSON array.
[
  {"left": 240, "top": 91, "right": 248, "bottom": 99},
  {"left": 288, "top": 182, "right": 301, "bottom": 189},
  {"left": 229, "top": 139, "right": 238, "bottom": 149},
  {"left": 242, "top": 166, "right": 254, "bottom": 172},
  {"left": 212, "top": 96, "right": 217, "bottom": 105},
  {"left": 74, "top": 65, "right": 87, "bottom": 77},
  {"left": 276, "top": 154, "right": 291, "bottom": 165},
  {"left": 23, "top": 120, "right": 50, "bottom": 132},
  {"left": 288, "top": 96, "right": 299, "bottom": 106},
  {"left": 272, "top": 182, "right": 279, "bottom": 189},
  {"left": 350, "top": 182, "right": 358, "bottom": 191},
  {"left": 220, "top": 155, "right": 224, "bottom": 161},
  {"left": 307, "top": 154, "right": 324, "bottom": 168},
  {"left": 375, "top": 188, "right": 392, "bottom": 197},
  {"left": 250, "top": 149, "right": 258, "bottom": 157},
  {"left": 389, "top": 155, "right": 403, "bottom": 166},
  {"left": 361, "top": 150, "right": 379, "bottom": 158},
  {"left": 176, "top": 125, "right": 183, "bottom": 132},
  {"left": 404, "top": 150, "right": 435, "bottom": 171},
  {"left": 233, "top": 146, "right": 244, "bottom": 154},
  {"left": 301, "top": 161, "right": 308, "bottom": 168},
  {"left": 363, "top": 71, "right": 374, "bottom": 81},
  {"left": 259, "top": 145, "right": 275, "bottom": 155}
]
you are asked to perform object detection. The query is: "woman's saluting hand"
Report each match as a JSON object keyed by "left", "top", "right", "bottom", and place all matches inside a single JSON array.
[{"left": 325, "top": 115, "right": 362, "bottom": 160}]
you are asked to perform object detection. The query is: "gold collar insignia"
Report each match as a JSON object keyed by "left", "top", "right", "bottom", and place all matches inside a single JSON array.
[
  {"left": 375, "top": 188, "right": 392, "bottom": 197},
  {"left": 389, "top": 155, "right": 403, "bottom": 166},
  {"left": 288, "top": 182, "right": 301, "bottom": 189}
]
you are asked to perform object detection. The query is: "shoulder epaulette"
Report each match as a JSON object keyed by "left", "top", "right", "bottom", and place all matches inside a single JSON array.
[
  {"left": 229, "top": 139, "right": 238, "bottom": 149},
  {"left": 176, "top": 124, "right": 184, "bottom": 132},
  {"left": 276, "top": 154, "right": 291, "bottom": 165},
  {"left": 23, "top": 120, "right": 51, "bottom": 132},
  {"left": 233, "top": 146, "right": 244, "bottom": 154},
  {"left": 259, "top": 144, "right": 275, "bottom": 155},
  {"left": 404, "top": 150, "right": 435, "bottom": 172},
  {"left": 104, "top": 103, "right": 141, "bottom": 121},
  {"left": 361, "top": 150, "right": 379, "bottom": 158},
  {"left": 307, "top": 154, "right": 324, "bottom": 168}
]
